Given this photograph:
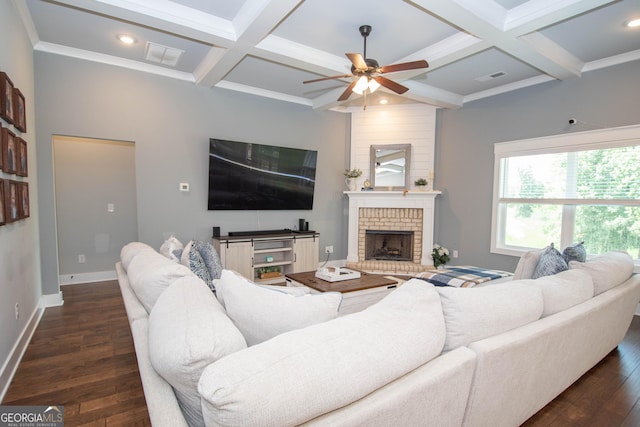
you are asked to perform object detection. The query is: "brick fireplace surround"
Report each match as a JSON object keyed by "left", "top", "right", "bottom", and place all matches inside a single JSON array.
[{"left": 345, "top": 191, "right": 440, "bottom": 274}]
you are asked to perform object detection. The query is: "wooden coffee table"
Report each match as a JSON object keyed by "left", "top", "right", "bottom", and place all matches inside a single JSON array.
[{"left": 285, "top": 270, "right": 400, "bottom": 315}]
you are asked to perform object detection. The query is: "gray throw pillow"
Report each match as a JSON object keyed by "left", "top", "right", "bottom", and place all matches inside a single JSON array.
[
  {"left": 532, "top": 243, "right": 568, "bottom": 279},
  {"left": 181, "top": 240, "right": 214, "bottom": 290},
  {"left": 193, "top": 240, "right": 224, "bottom": 281},
  {"left": 563, "top": 241, "right": 586, "bottom": 263}
]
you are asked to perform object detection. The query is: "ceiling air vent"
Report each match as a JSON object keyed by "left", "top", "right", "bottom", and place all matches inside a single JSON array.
[
  {"left": 144, "top": 42, "right": 184, "bottom": 67},
  {"left": 475, "top": 71, "right": 507, "bottom": 82}
]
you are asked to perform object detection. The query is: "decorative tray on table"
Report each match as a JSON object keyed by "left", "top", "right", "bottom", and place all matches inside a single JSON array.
[{"left": 315, "top": 267, "right": 361, "bottom": 282}]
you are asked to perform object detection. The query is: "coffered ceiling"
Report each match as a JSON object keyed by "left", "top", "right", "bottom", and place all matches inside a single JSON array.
[{"left": 15, "top": 0, "right": 640, "bottom": 111}]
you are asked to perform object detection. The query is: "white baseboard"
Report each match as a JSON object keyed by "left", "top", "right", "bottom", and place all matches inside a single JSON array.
[
  {"left": 0, "top": 301, "right": 45, "bottom": 402},
  {"left": 59, "top": 270, "right": 117, "bottom": 285},
  {"left": 42, "top": 291, "right": 64, "bottom": 307}
]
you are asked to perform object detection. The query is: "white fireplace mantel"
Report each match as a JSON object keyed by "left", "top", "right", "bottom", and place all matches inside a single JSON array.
[{"left": 345, "top": 191, "right": 440, "bottom": 265}]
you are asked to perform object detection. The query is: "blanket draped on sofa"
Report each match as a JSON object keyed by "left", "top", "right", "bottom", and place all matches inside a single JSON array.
[{"left": 416, "top": 266, "right": 513, "bottom": 288}]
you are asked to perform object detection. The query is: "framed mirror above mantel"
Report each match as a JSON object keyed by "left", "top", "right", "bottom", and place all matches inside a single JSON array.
[{"left": 370, "top": 144, "right": 411, "bottom": 190}]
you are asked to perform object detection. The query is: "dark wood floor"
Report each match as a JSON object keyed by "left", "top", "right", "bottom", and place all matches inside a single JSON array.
[
  {"left": 2, "top": 281, "right": 150, "bottom": 426},
  {"left": 3, "top": 280, "right": 640, "bottom": 426}
]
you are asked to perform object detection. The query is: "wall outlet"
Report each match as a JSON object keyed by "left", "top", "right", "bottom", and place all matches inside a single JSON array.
[
  {"left": 453, "top": 250, "right": 459, "bottom": 258},
  {"left": 15, "top": 303, "right": 19, "bottom": 320},
  {"left": 78, "top": 254, "right": 86, "bottom": 263},
  {"left": 324, "top": 245, "right": 334, "bottom": 254}
]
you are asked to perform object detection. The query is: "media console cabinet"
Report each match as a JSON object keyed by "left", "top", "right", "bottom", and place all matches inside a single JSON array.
[{"left": 213, "top": 231, "right": 319, "bottom": 285}]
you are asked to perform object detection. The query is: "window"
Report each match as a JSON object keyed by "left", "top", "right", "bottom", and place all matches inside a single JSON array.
[{"left": 491, "top": 125, "right": 640, "bottom": 260}]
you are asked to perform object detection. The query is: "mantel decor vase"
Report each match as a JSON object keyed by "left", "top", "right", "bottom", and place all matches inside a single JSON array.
[
  {"left": 345, "top": 178, "right": 359, "bottom": 191},
  {"left": 344, "top": 168, "right": 362, "bottom": 191}
]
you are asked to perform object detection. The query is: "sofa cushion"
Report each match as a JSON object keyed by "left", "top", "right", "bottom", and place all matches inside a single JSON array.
[
  {"left": 512, "top": 248, "right": 544, "bottom": 280},
  {"left": 120, "top": 241, "right": 156, "bottom": 271},
  {"left": 437, "top": 282, "right": 543, "bottom": 351},
  {"left": 159, "top": 235, "right": 184, "bottom": 262},
  {"left": 215, "top": 269, "right": 342, "bottom": 346},
  {"left": 149, "top": 276, "right": 247, "bottom": 427},
  {"left": 563, "top": 241, "right": 586, "bottom": 263},
  {"left": 198, "top": 279, "right": 446, "bottom": 427},
  {"left": 532, "top": 243, "right": 568, "bottom": 279},
  {"left": 518, "top": 269, "right": 594, "bottom": 317},
  {"left": 569, "top": 251, "right": 634, "bottom": 295},
  {"left": 127, "top": 250, "right": 194, "bottom": 313}
]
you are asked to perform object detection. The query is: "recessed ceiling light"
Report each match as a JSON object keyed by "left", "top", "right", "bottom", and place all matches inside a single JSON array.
[
  {"left": 117, "top": 34, "right": 136, "bottom": 45},
  {"left": 379, "top": 98, "right": 388, "bottom": 104},
  {"left": 626, "top": 18, "right": 640, "bottom": 28}
]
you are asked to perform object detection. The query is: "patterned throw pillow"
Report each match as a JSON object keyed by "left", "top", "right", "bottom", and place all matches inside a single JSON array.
[
  {"left": 563, "top": 241, "right": 586, "bottom": 263},
  {"left": 159, "top": 235, "right": 184, "bottom": 262},
  {"left": 192, "top": 240, "right": 224, "bottom": 281},
  {"left": 181, "top": 241, "right": 214, "bottom": 291},
  {"left": 532, "top": 243, "right": 568, "bottom": 279}
]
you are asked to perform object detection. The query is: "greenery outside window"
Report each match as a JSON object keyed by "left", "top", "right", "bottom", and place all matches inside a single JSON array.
[{"left": 491, "top": 125, "right": 640, "bottom": 262}]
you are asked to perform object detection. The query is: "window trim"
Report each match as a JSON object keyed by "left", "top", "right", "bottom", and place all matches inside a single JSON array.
[{"left": 491, "top": 124, "right": 640, "bottom": 258}]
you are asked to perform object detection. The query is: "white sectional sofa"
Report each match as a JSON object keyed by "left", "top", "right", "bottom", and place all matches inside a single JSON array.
[{"left": 116, "top": 241, "right": 640, "bottom": 427}]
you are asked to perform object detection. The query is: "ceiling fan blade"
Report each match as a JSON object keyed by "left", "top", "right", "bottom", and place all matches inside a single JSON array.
[
  {"left": 338, "top": 80, "right": 357, "bottom": 101},
  {"left": 373, "top": 76, "right": 409, "bottom": 95},
  {"left": 346, "top": 53, "right": 367, "bottom": 70},
  {"left": 379, "top": 60, "right": 429, "bottom": 74}
]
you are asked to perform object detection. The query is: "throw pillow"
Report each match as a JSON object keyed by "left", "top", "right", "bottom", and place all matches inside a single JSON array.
[
  {"left": 181, "top": 240, "right": 214, "bottom": 291},
  {"left": 198, "top": 279, "right": 446, "bottom": 427},
  {"left": 562, "top": 241, "right": 586, "bottom": 263},
  {"left": 532, "top": 243, "right": 568, "bottom": 279},
  {"left": 159, "top": 235, "right": 184, "bottom": 262},
  {"left": 215, "top": 269, "right": 342, "bottom": 346},
  {"left": 512, "top": 248, "right": 544, "bottom": 280},
  {"left": 192, "top": 240, "right": 224, "bottom": 280},
  {"left": 436, "top": 283, "right": 543, "bottom": 351},
  {"left": 569, "top": 251, "right": 634, "bottom": 295},
  {"left": 149, "top": 276, "right": 247, "bottom": 427}
]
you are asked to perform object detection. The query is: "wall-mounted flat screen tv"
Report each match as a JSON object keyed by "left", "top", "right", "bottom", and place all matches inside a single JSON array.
[{"left": 208, "top": 138, "right": 317, "bottom": 210}]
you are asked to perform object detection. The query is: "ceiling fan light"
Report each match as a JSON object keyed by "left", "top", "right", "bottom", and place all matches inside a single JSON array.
[
  {"left": 368, "top": 79, "right": 381, "bottom": 93},
  {"left": 353, "top": 76, "right": 369, "bottom": 95}
]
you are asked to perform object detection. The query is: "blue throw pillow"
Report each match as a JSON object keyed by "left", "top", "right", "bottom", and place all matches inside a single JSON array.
[
  {"left": 532, "top": 243, "right": 568, "bottom": 279},
  {"left": 193, "top": 240, "right": 224, "bottom": 281},
  {"left": 187, "top": 245, "right": 214, "bottom": 288},
  {"left": 563, "top": 241, "right": 586, "bottom": 263}
]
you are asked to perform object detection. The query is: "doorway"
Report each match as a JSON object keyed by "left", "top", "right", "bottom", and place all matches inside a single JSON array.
[{"left": 53, "top": 136, "right": 138, "bottom": 283}]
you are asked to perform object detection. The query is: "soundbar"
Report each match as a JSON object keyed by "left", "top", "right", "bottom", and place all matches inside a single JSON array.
[{"left": 228, "top": 229, "right": 292, "bottom": 236}]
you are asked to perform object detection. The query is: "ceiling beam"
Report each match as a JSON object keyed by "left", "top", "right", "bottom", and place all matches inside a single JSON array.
[
  {"left": 406, "top": 0, "right": 615, "bottom": 80},
  {"left": 195, "top": 0, "right": 303, "bottom": 87}
]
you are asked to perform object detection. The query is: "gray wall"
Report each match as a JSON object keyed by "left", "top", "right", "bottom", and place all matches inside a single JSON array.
[
  {"left": 0, "top": 0, "right": 42, "bottom": 394},
  {"left": 34, "top": 53, "right": 349, "bottom": 295},
  {"left": 435, "top": 60, "right": 640, "bottom": 272}
]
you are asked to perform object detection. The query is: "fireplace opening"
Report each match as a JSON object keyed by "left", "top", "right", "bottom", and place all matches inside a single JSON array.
[{"left": 365, "top": 230, "right": 414, "bottom": 261}]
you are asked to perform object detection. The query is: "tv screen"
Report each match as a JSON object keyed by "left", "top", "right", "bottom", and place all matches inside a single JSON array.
[{"left": 208, "top": 138, "right": 317, "bottom": 210}]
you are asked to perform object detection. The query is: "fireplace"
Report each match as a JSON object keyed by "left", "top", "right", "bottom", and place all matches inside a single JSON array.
[
  {"left": 365, "top": 230, "right": 414, "bottom": 261},
  {"left": 345, "top": 191, "right": 440, "bottom": 274}
]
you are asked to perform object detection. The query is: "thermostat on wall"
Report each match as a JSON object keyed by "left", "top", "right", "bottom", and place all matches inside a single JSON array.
[{"left": 179, "top": 183, "right": 190, "bottom": 192}]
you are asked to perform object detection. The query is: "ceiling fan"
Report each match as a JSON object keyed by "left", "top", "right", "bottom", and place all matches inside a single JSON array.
[{"left": 303, "top": 25, "right": 429, "bottom": 108}]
